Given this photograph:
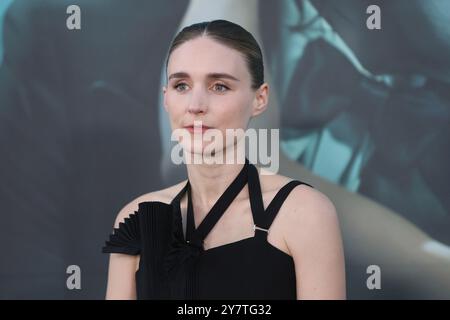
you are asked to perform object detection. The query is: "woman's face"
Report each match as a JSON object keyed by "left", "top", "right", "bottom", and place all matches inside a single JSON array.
[{"left": 163, "top": 36, "right": 268, "bottom": 158}]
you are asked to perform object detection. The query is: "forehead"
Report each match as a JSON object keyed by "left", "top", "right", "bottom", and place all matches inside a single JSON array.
[{"left": 167, "top": 36, "right": 249, "bottom": 80}]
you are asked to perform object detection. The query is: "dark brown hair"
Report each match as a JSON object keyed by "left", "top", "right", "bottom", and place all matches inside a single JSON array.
[{"left": 165, "top": 19, "right": 264, "bottom": 90}]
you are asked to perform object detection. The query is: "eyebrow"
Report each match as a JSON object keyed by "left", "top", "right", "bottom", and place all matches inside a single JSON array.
[{"left": 168, "top": 72, "right": 240, "bottom": 82}]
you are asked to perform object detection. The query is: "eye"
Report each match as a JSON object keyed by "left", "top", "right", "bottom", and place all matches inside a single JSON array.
[
  {"left": 173, "top": 82, "right": 189, "bottom": 92},
  {"left": 212, "top": 83, "right": 229, "bottom": 93}
]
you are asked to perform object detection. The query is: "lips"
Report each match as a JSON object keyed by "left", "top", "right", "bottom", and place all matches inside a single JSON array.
[{"left": 183, "top": 124, "right": 211, "bottom": 133}]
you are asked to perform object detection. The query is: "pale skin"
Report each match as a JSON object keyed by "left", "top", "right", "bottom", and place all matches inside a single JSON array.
[{"left": 105, "top": 35, "right": 346, "bottom": 299}]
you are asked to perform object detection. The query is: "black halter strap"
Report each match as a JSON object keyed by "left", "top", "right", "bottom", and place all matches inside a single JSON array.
[
  {"left": 171, "top": 158, "right": 314, "bottom": 243},
  {"left": 247, "top": 163, "right": 314, "bottom": 236},
  {"left": 184, "top": 158, "right": 250, "bottom": 246}
]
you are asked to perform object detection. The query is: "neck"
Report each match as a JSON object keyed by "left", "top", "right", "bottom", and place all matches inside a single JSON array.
[{"left": 184, "top": 148, "right": 247, "bottom": 210}]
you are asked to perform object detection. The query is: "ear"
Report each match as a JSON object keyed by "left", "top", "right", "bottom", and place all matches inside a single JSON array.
[
  {"left": 162, "top": 85, "right": 168, "bottom": 112},
  {"left": 251, "top": 83, "right": 269, "bottom": 117}
]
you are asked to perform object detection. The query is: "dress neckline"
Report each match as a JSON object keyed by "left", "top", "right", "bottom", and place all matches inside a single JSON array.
[
  {"left": 173, "top": 158, "right": 250, "bottom": 248},
  {"left": 168, "top": 157, "right": 296, "bottom": 254},
  {"left": 161, "top": 158, "right": 298, "bottom": 299}
]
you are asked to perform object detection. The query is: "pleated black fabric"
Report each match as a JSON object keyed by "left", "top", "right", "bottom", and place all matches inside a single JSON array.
[
  {"left": 102, "top": 201, "right": 173, "bottom": 299},
  {"left": 103, "top": 158, "right": 313, "bottom": 299}
]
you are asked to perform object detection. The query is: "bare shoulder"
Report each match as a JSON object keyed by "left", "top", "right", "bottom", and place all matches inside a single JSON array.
[
  {"left": 284, "top": 180, "right": 337, "bottom": 222},
  {"left": 279, "top": 178, "right": 341, "bottom": 256},
  {"left": 258, "top": 166, "right": 317, "bottom": 202},
  {"left": 258, "top": 166, "right": 338, "bottom": 238},
  {"left": 113, "top": 180, "right": 188, "bottom": 228}
]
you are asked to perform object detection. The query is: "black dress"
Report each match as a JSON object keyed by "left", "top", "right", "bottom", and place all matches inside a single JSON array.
[{"left": 102, "top": 158, "right": 313, "bottom": 299}]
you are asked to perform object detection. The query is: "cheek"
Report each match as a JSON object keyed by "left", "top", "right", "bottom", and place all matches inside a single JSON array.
[
  {"left": 215, "top": 96, "right": 251, "bottom": 128},
  {"left": 166, "top": 94, "right": 184, "bottom": 120}
]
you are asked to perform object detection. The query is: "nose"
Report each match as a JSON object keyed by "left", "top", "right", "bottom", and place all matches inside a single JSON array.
[{"left": 187, "top": 87, "right": 208, "bottom": 114}]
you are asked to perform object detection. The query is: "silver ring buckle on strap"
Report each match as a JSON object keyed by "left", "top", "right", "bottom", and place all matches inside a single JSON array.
[{"left": 253, "top": 224, "right": 269, "bottom": 233}]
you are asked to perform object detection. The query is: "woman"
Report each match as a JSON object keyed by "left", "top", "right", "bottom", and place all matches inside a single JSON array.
[
  {"left": 103, "top": 19, "right": 346, "bottom": 300},
  {"left": 160, "top": 1, "right": 450, "bottom": 299}
]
